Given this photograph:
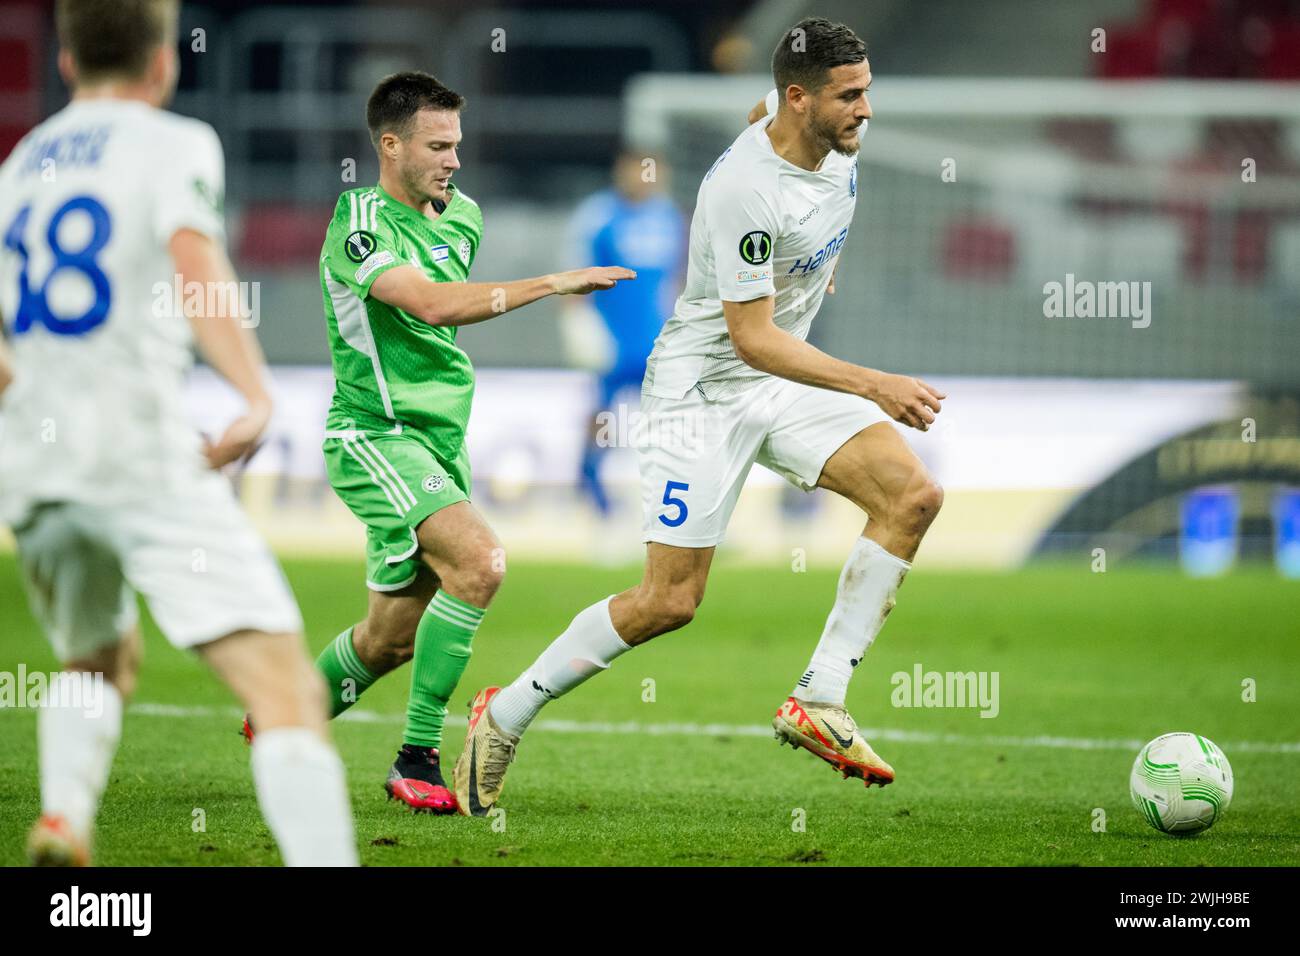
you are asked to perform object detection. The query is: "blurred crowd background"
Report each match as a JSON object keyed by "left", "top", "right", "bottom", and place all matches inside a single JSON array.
[{"left": 2, "top": 0, "right": 1297, "bottom": 571}]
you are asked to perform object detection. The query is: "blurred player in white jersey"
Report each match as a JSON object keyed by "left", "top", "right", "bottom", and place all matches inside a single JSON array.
[
  {"left": 0, "top": 0, "right": 356, "bottom": 865},
  {"left": 454, "top": 18, "right": 948, "bottom": 815}
]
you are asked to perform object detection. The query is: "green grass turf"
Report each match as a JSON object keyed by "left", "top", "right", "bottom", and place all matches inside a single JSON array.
[{"left": 1, "top": 553, "right": 1297, "bottom": 866}]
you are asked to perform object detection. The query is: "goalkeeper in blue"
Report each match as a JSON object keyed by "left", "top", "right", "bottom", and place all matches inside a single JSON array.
[{"left": 566, "top": 148, "right": 685, "bottom": 518}]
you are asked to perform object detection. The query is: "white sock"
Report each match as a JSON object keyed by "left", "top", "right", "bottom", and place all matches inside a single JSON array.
[
  {"left": 491, "top": 595, "right": 632, "bottom": 738},
  {"left": 794, "top": 535, "right": 911, "bottom": 705},
  {"left": 250, "top": 728, "right": 358, "bottom": 867},
  {"left": 37, "top": 676, "right": 123, "bottom": 845}
]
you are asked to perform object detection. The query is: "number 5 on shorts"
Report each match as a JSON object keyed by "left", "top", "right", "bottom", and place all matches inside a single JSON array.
[{"left": 658, "top": 481, "right": 690, "bottom": 528}]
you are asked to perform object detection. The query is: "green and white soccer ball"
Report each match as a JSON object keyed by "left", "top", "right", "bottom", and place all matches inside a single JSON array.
[{"left": 1130, "top": 732, "right": 1233, "bottom": 834}]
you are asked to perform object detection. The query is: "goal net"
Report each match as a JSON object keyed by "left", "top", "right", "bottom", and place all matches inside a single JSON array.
[{"left": 624, "top": 76, "right": 1300, "bottom": 387}]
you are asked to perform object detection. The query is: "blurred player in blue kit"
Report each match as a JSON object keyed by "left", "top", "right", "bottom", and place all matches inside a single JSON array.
[{"left": 564, "top": 148, "right": 685, "bottom": 516}]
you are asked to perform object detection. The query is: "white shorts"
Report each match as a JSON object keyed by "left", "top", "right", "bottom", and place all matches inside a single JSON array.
[
  {"left": 13, "top": 471, "right": 303, "bottom": 661},
  {"left": 637, "top": 376, "right": 891, "bottom": 547}
]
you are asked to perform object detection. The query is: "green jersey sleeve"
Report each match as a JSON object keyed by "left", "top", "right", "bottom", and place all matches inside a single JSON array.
[{"left": 323, "top": 199, "right": 406, "bottom": 297}]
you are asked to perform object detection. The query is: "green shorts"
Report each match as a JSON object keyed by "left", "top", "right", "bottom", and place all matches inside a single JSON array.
[{"left": 323, "top": 426, "right": 470, "bottom": 591}]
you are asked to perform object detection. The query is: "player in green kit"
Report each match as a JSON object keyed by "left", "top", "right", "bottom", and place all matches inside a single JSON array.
[{"left": 242, "top": 72, "right": 634, "bottom": 813}]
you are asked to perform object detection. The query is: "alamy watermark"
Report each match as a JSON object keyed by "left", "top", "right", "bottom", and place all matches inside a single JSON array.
[
  {"left": 0, "top": 667, "right": 107, "bottom": 717},
  {"left": 152, "top": 274, "right": 261, "bottom": 328},
  {"left": 594, "top": 402, "right": 704, "bottom": 451},
  {"left": 1042, "top": 273, "right": 1151, "bottom": 329},
  {"left": 49, "top": 886, "right": 150, "bottom": 936},
  {"left": 891, "top": 663, "right": 1000, "bottom": 718}
]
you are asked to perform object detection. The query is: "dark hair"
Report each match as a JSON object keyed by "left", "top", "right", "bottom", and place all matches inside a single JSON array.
[
  {"left": 56, "top": 0, "right": 178, "bottom": 82},
  {"left": 771, "top": 17, "right": 867, "bottom": 95},
  {"left": 366, "top": 71, "right": 465, "bottom": 149}
]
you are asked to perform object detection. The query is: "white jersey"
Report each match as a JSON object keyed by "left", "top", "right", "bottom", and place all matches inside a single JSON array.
[
  {"left": 0, "top": 99, "right": 225, "bottom": 525},
  {"left": 643, "top": 97, "right": 862, "bottom": 401}
]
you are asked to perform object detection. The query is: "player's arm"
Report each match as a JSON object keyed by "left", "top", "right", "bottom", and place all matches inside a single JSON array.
[
  {"left": 170, "top": 228, "right": 273, "bottom": 467},
  {"left": 152, "top": 121, "right": 264, "bottom": 468},
  {"left": 368, "top": 264, "right": 635, "bottom": 328},
  {"left": 747, "top": 88, "right": 780, "bottom": 124},
  {"left": 723, "top": 296, "right": 944, "bottom": 431}
]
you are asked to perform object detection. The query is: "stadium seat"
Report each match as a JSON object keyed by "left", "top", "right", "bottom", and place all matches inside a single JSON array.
[
  {"left": 1098, "top": 26, "right": 1162, "bottom": 77},
  {"left": 236, "top": 203, "right": 337, "bottom": 266},
  {"left": 1150, "top": 0, "right": 1217, "bottom": 32},
  {"left": 0, "top": 1, "right": 43, "bottom": 158},
  {"left": 1259, "top": 21, "right": 1300, "bottom": 78},
  {"left": 941, "top": 218, "right": 1016, "bottom": 280}
]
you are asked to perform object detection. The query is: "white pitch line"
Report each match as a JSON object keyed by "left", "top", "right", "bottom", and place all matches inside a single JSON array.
[{"left": 124, "top": 702, "right": 1300, "bottom": 755}]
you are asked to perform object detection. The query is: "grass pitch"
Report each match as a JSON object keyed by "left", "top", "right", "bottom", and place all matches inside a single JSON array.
[{"left": 1, "top": 553, "right": 1297, "bottom": 866}]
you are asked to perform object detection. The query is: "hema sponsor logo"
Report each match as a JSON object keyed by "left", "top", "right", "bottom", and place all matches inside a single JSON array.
[
  {"left": 49, "top": 886, "right": 151, "bottom": 936},
  {"left": 786, "top": 227, "right": 848, "bottom": 276}
]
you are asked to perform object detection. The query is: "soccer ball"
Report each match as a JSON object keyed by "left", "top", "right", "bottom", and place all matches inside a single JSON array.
[{"left": 1129, "top": 732, "right": 1233, "bottom": 834}]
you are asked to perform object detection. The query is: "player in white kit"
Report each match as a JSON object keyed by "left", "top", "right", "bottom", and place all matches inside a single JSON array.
[
  {"left": 0, "top": 0, "right": 356, "bottom": 865},
  {"left": 453, "top": 17, "right": 948, "bottom": 815}
]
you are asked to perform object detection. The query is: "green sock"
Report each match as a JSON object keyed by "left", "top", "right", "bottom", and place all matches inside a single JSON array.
[
  {"left": 316, "top": 627, "right": 378, "bottom": 718},
  {"left": 403, "top": 591, "right": 483, "bottom": 748}
]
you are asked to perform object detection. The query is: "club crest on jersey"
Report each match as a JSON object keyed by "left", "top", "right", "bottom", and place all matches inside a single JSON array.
[
  {"left": 422, "top": 474, "right": 446, "bottom": 494},
  {"left": 849, "top": 165, "right": 857, "bottom": 198},
  {"left": 738, "top": 230, "right": 772, "bottom": 265},
  {"left": 344, "top": 230, "right": 378, "bottom": 263}
]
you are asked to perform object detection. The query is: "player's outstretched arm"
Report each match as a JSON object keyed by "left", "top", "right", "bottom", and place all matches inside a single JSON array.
[
  {"left": 723, "top": 296, "right": 945, "bottom": 431},
  {"left": 170, "top": 227, "right": 274, "bottom": 467},
  {"left": 370, "top": 264, "right": 636, "bottom": 328}
]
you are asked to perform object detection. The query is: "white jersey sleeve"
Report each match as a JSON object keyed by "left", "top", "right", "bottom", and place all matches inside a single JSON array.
[
  {"left": 152, "top": 120, "right": 225, "bottom": 245},
  {"left": 705, "top": 171, "right": 781, "bottom": 303}
]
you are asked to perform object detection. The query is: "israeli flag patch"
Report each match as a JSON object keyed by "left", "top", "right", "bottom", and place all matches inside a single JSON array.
[{"left": 430, "top": 244, "right": 450, "bottom": 263}]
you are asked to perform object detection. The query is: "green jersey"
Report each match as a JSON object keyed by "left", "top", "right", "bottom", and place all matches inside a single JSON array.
[{"left": 320, "top": 183, "right": 483, "bottom": 455}]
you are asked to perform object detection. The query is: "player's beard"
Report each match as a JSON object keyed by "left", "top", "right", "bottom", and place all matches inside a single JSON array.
[
  {"left": 399, "top": 163, "right": 445, "bottom": 207},
  {"left": 809, "top": 104, "right": 860, "bottom": 158}
]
